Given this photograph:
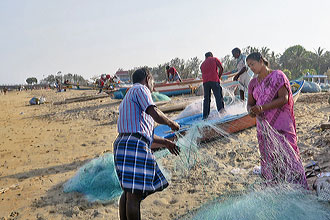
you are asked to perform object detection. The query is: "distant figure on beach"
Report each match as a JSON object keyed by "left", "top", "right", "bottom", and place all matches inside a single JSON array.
[
  {"left": 3, "top": 87, "right": 8, "bottom": 95},
  {"left": 246, "top": 52, "right": 308, "bottom": 189},
  {"left": 166, "top": 65, "right": 182, "bottom": 82},
  {"left": 55, "top": 79, "right": 62, "bottom": 92},
  {"left": 230, "top": 48, "right": 253, "bottom": 100},
  {"left": 113, "top": 67, "right": 180, "bottom": 220},
  {"left": 200, "top": 51, "right": 225, "bottom": 119},
  {"left": 98, "top": 74, "right": 106, "bottom": 93}
]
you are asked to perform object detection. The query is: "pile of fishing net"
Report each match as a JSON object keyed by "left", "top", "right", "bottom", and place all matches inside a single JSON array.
[
  {"left": 113, "top": 87, "right": 129, "bottom": 99},
  {"left": 181, "top": 186, "right": 330, "bottom": 220},
  {"left": 177, "top": 119, "right": 330, "bottom": 219},
  {"left": 29, "top": 96, "right": 46, "bottom": 105},
  {"left": 63, "top": 152, "right": 170, "bottom": 203},
  {"left": 320, "top": 83, "right": 330, "bottom": 92},
  {"left": 63, "top": 153, "right": 122, "bottom": 203},
  {"left": 113, "top": 89, "right": 171, "bottom": 102},
  {"left": 301, "top": 81, "right": 321, "bottom": 93},
  {"left": 151, "top": 92, "right": 171, "bottom": 102},
  {"left": 175, "top": 87, "right": 242, "bottom": 119}
]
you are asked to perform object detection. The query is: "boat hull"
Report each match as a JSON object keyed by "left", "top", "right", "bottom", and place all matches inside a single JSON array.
[
  {"left": 154, "top": 80, "right": 304, "bottom": 141},
  {"left": 154, "top": 78, "right": 239, "bottom": 96}
]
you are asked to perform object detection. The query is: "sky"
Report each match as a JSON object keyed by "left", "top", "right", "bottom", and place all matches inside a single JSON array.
[{"left": 1, "top": 0, "right": 329, "bottom": 85}]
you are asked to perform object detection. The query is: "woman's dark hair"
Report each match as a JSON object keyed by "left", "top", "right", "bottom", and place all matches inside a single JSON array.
[
  {"left": 132, "top": 67, "right": 151, "bottom": 84},
  {"left": 246, "top": 52, "right": 269, "bottom": 67}
]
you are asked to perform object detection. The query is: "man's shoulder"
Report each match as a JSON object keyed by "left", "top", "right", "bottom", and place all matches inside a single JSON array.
[
  {"left": 202, "top": 57, "right": 218, "bottom": 64},
  {"left": 132, "top": 83, "right": 151, "bottom": 94}
]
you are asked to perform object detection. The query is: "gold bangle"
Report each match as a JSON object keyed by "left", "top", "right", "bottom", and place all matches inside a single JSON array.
[{"left": 259, "top": 105, "right": 263, "bottom": 112}]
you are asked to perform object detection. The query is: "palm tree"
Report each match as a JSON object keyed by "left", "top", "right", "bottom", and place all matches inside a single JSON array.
[
  {"left": 269, "top": 51, "right": 281, "bottom": 70},
  {"left": 260, "top": 47, "right": 271, "bottom": 61},
  {"left": 314, "top": 47, "right": 325, "bottom": 74},
  {"left": 280, "top": 45, "right": 309, "bottom": 79},
  {"left": 243, "top": 46, "right": 259, "bottom": 55}
]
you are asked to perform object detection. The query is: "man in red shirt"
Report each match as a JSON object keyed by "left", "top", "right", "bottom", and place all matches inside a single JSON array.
[
  {"left": 200, "top": 52, "right": 225, "bottom": 119},
  {"left": 166, "top": 66, "right": 182, "bottom": 82}
]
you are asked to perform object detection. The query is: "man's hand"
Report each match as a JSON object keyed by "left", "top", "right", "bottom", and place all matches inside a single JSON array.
[
  {"left": 164, "top": 139, "right": 180, "bottom": 156},
  {"left": 169, "top": 121, "right": 180, "bottom": 131}
]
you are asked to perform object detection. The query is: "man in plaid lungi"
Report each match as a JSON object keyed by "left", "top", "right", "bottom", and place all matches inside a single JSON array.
[{"left": 114, "top": 67, "right": 180, "bottom": 220}]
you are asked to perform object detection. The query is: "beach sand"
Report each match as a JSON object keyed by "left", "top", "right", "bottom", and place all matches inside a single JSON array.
[{"left": 0, "top": 89, "right": 329, "bottom": 219}]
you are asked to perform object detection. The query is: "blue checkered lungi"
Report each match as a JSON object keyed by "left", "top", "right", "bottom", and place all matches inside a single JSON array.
[{"left": 113, "top": 134, "right": 168, "bottom": 197}]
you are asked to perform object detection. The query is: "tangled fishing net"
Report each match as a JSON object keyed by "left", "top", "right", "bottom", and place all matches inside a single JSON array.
[
  {"left": 151, "top": 92, "right": 171, "bottom": 102},
  {"left": 63, "top": 153, "right": 122, "bottom": 203},
  {"left": 181, "top": 186, "right": 330, "bottom": 220},
  {"left": 63, "top": 85, "right": 330, "bottom": 218}
]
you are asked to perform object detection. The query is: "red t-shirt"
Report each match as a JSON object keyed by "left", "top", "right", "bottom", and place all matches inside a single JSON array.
[
  {"left": 167, "top": 67, "right": 177, "bottom": 76},
  {"left": 200, "top": 57, "right": 223, "bottom": 83}
]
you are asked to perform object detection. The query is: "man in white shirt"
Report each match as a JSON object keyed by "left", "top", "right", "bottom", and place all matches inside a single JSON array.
[{"left": 231, "top": 48, "right": 253, "bottom": 100}]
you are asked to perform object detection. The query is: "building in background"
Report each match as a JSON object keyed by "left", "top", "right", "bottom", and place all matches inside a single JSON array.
[
  {"left": 115, "top": 70, "right": 130, "bottom": 83},
  {"left": 303, "top": 73, "right": 328, "bottom": 84}
]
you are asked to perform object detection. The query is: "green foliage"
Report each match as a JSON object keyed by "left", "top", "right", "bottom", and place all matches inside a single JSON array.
[
  {"left": 125, "top": 57, "right": 203, "bottom": 82},
  {"left": 118, "top": 45, "right": 330, "bottom": 83},
  {"left": 40, "top": 73, "right": 88, "bottom": 85},
  {"left": 280, "top": 45, "right": 311, "bottom": 79},
  {"left": 324, "top": 69, "right": 330, "bottom": 78},
  {"left": 282, "top": 69, "right": 292, "bottom": 80},
  {"left": 26, "top": 77, "right": 38, "bottom": 85},
  {"left": 302, "top": 69, "right": 317, "bottom": 75},
  {"left": 221, "top": 55, "right": 236, "bottom": 72},
  {"left": 41, "top": 74, "right": 56, "bottom": 84}
]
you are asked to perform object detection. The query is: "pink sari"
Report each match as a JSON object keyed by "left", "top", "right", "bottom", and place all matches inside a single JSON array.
[{"left": 248, "top": 70, "right": 308, "bottom": 189}]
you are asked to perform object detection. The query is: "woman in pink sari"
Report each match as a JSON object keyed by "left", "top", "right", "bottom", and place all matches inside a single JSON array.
[{"left": 246, "top": 52, "right": 308, "bottom": 189}]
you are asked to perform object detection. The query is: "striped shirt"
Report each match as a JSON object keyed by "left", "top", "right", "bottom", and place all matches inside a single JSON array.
[{"left": 117, "top": 83, "right": 155, "bottom": 142}]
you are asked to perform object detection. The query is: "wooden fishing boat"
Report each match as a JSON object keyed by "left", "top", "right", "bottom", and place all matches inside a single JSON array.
[
  {"left": 109, "top": 75, "right": 239, "bottom": 99},
  {"left": 154, "top": 80, "right": 304, "bottom": 142},
  {"left": 154, "top": 73, "right": 236, "bottom": 96},
  {"left": 290, "top": 80, "right": 304, "bottom": 103},
  {"left": 154, "top": 78, "right": 202, "bottom": 96}
]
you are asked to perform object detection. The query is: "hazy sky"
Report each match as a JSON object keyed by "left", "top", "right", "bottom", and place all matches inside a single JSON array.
[{"left": 1, "top": 0, "right": 329, "bottom": 85}]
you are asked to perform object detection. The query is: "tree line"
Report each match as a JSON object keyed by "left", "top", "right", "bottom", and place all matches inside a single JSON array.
[
  {"left": 28, "top": 44, "right": 330, "bottom": 85},
  {"left": 121, "top": 45, "right": 330, "bottom": 81},
  {"left": 27, "top": 73, "right": 90, "bottom": 85}
]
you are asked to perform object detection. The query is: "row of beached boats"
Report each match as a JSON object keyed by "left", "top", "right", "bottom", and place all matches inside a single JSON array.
[
  {"left": 153, "top": 80, "right": 305, "bottom": 143},
  {"left": 71, "top": 74, "right": 305, "bottom": 142},
  {"left": 74, "top": 73, "right": 237, "bottom": 98}
]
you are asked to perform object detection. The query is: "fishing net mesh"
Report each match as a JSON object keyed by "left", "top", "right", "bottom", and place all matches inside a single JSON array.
[
  {"left": 63, "top": 153, "right": 122, "bottom": 203},
  {"left": 63, "top": 86, "right": 330, "bottom": 219},
  {"left": 151, "top": 92, "right": 171, "bottom": 102}
]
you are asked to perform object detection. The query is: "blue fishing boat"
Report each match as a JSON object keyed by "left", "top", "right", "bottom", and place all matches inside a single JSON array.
[{"left": 154, "top": 80, "right": 305, "bottom": 141}]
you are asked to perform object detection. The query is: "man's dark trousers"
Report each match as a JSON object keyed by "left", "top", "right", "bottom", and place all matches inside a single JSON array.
[{"left": 203, "top": 81, "right": 224, "bottom": 119}]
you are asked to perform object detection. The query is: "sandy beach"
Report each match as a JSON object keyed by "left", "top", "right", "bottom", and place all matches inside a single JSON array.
[{"left": 0, "top": 89, "right": 329, "bottom": 220}]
